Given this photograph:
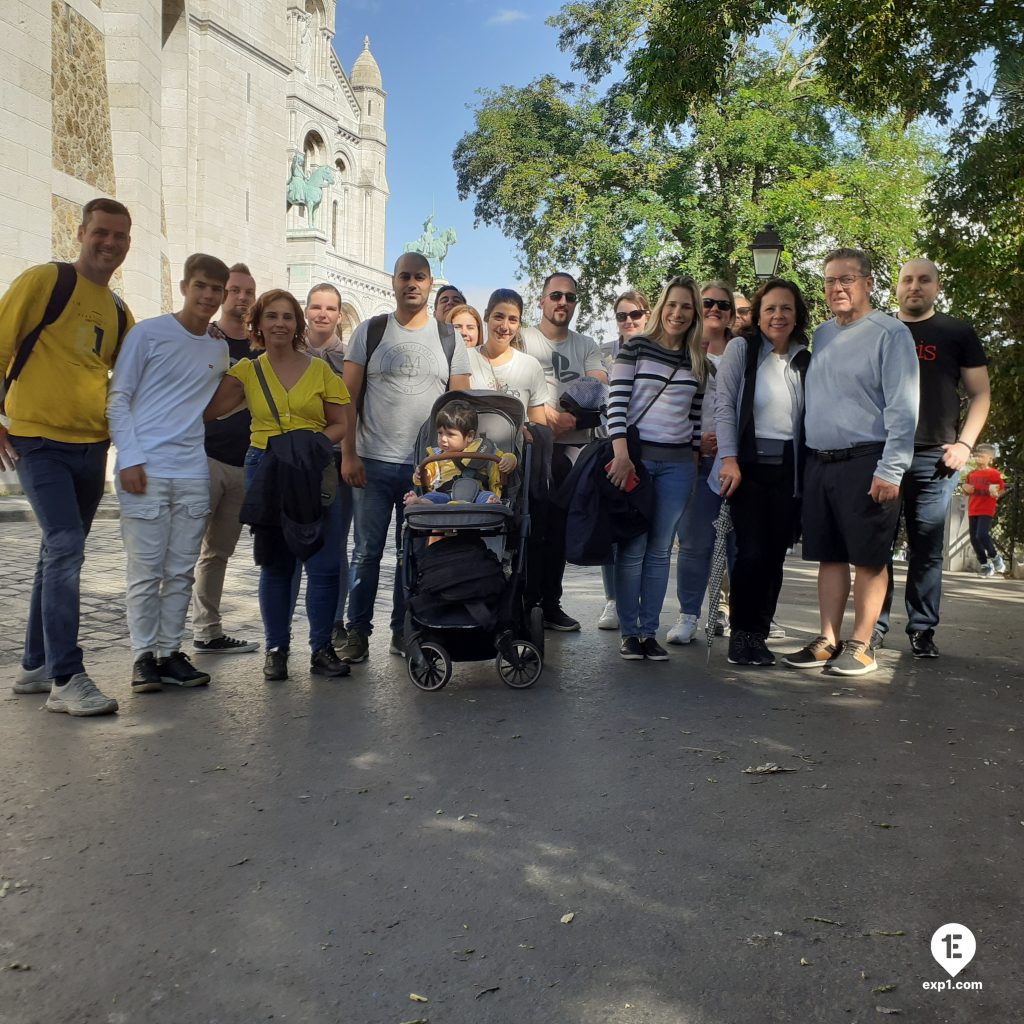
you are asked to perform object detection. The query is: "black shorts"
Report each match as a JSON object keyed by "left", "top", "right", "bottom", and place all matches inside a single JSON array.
[{"left": 801, "top": 448, "right": 900, "bottom": 566}]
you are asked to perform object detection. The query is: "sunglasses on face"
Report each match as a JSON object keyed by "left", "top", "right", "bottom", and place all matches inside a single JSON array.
[
  {"left": 546, "top": 291, "right": 578, "bottom": 303},
  {"left": 736, "top": 306, "right": 751, "bottom": 316},
  {"left": 702, "top": 298, "right": 733, "bottom": 312},
  {"left": 615, "top": 309, "right": 648, "bottom": 323}
]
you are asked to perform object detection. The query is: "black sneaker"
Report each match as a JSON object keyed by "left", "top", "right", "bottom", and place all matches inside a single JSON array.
[
  {"left": 909, "top": 629, "right": 939, "bottom": 658},
  {"left": 131, "top": 652, "right": 163, "bottom": 693},
  {"left": 194, "top": 634, "right": 259, "bottom": 655},
  {"left": 745, "top": 632, "right": 776, "bottom": 666},
  {"left": 310, "top": 646, "right": 351, "bottom": 677},
  {"left": 620, "top": 636, "right": 644, "bottom": 660},
  {"left": 263, "top": 648, "right": 288, "bottom": 681},
  {"left": 728, "top": 630, "right": 753, "bottom": 665},
  {"left": 543, "top": 605, "right": 581, "bottom": 632},
  {"left": 157, "top": 651, "right": 211, "bottom": 687},
  {"left": 389, "top": 631, "right": 406, "bottom": 657},
  {"left": 869, "top": 627, "right": 885, "bottom": 652},
  {"left": 337, "top": 628, "right": 369, "bottom": 664},
  {"left": 640, "top": 636, "right": 669, "bottom": 660}
]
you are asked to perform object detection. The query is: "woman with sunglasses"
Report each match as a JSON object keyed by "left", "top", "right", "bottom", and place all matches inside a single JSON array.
[
  {"left": 667, "top": 280, "right": 738, "bottom": 645},
  {"left": 597, "top": 290, "right": 651, "bottom": 631},
  {"left": 606, "top": 277, "right": 705, "bottom": 660},
  {"left": 713, "top": 279, "right": 810, "bottom": 665}
]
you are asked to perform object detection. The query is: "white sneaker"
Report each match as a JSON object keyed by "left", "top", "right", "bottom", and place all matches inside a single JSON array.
[
  {"left": 978, "top": 563, "right": 996, "bottom": 578},
  {"left": 45, "top": 673, "right": 119, "bottom": 717},
  {"left": 767, "top": 620, "right": 786, "bottom": 639},
  {"left": 13, "top": 664, "right": 53, "bottom": 694},
  {"left": 992, "top": 554, "right": 1006, "bottom": 574},
  {"left": 597, "top": 600, "right": 619, "bottom": 630},
  {"left": 667, "top": 613, "right": 699, "bottom": 645}
]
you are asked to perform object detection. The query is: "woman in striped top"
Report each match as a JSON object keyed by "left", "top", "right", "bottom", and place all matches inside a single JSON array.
[{"left": 606, "top": 276, "right": 706, "bottom": 661}]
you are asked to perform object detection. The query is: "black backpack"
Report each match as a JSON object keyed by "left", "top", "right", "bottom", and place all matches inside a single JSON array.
[{"left": 410, "top": 535, "right": 507, "bottom": 626}]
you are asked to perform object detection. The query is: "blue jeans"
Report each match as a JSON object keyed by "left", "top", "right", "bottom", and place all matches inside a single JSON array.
[
  {"left": 675, "top": 458, "right": 736, "bottom": 616},
  {"left": 346, "top": 458, "right": 412, "bottom": 635},
  {"left": 615, "top": 459, "right": 695, "bottom": 637},
  {"left": 244, "top": 447, "right": 341, "bottom": 651},
  {"left": 11, "top": 436, "right": 108, "bottom": 678},
  {"left": 878, "top": 446, "right": 958, "bottom": 635},
  {"left": 334, "top": 481, "right": 354, "bottom": 625}
]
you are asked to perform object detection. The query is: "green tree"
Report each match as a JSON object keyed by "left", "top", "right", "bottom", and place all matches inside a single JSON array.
[{"left": 454, "top": 44, "right": 939, "bottom": 324}]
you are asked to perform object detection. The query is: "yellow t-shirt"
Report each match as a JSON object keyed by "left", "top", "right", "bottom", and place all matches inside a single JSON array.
[
  {"left": 0, "top": 264, "right": 135, "bottom": 442},
  {"left": 228, "top": 352, "right": 350, "bottom": 450}
]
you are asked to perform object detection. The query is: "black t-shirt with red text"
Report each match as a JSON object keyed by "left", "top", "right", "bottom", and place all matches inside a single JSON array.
[{"left": 897, "top": 311, "right": 987, "bottom": 447}]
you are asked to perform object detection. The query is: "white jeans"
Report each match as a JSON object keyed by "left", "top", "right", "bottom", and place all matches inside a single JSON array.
[{"left": 117, "top": 476, "right": 210, "bottom": 658}]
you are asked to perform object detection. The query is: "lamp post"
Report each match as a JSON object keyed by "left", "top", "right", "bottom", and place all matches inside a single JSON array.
[{"left": 749, "top": 224, "right": 783, "bottom": 280}]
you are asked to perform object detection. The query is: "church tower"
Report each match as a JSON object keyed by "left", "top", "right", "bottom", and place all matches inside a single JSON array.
[{"left": 349, "top": 37, "right": 388, "bottom": 271}]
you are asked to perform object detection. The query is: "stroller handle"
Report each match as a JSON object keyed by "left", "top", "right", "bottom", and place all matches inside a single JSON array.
[{"left": 415, "top": 449, "right": 505, "bottom": 489}]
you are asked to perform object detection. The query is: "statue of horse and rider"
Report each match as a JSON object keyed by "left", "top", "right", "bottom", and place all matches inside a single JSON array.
[
  {"left": 286, "top": 151, "right": 334, "bottom": 226},
  {"left": 404, "top": 214, "right": 457, "bottom": 278}
]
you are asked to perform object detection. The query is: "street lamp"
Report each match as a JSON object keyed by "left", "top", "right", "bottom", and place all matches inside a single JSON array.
[{"left": 749, "top": 224, "right": 783, "bottom": 280}]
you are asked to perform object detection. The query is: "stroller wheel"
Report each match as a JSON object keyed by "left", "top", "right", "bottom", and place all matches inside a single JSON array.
[
  {"left": 528, "top": 605, "right": 545, "bottom": 658},
  {"left": 496, "top": 641, "right": 543, "bottom": 689},
  {"left": 408, "top": 641, "right": 452, "bottom": 691}
]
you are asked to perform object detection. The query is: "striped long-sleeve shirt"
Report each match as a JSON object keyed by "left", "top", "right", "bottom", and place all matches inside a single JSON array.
[{"left": 607, "top": 336, "right": 703, "bottom": 463}]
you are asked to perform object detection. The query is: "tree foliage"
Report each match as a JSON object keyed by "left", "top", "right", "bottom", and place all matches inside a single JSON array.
[{"left": 454, "top": 45, "right": 939, "bottom": 324}]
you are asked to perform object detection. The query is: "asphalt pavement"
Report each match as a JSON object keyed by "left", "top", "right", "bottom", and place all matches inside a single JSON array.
[{"left": 0, "top": 519, "right": 1021, "bottom": 1023}]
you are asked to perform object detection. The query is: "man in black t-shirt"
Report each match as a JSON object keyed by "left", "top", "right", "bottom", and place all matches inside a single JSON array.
[
  {"left": 190, "top": 263, "right": 260, "bottom": 654},
  {"left": 874, "top": 259, "right": 991, "bottom": 657}
]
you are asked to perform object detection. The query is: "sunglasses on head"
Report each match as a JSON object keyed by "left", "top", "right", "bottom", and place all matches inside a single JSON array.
[
  {"left": 615, "top": 309, "right": 648, "bottom": 323},
  {"left": 546, "top": 290, "right": 578, "bottom": 303},
  {"left": 702, "top": 297, "right": 733, "bottom": 312}
]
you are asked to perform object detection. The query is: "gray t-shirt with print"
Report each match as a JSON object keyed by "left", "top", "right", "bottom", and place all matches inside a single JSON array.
[
  {"left": 519, "top": 325, "right": 605, "bottom": 444},
  {"left": 347, "top": 314, "right": 471, "bottom": 464},
  {"left": 467, "top": 346, "right": 548, "bottom": 413}
]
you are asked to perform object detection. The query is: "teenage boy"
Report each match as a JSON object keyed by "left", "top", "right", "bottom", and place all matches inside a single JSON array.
[
  {"left": 108, "top": 254, "right": 230, "bottom": 692},
  {"left": 0, "top": 198, "right": 134, "bottom": 716},
  {"left": 191, "top": 262, "right": 259, "bottom": 654}
]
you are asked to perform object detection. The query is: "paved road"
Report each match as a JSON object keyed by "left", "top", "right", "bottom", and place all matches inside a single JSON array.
[{"left": 0, "top": 519, "right": 1021, "bottom": 1022}]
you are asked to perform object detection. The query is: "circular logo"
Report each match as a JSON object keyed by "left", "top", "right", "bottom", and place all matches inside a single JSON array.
[{"left": 381, "top": 342, "right": 443, "bottom": 396}]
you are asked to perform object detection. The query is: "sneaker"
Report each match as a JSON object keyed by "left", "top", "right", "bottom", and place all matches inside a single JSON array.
[
  {"left": 157, "top": 651, "right": 210, "bottom": 687},
  {"left": 193, "top": 634, "right": 259, "bottom": 655},
  {"left": 331, "top": 623, "right": 346, "bottom": 650},
  {"left": 337, "top": 628, "right": 369, "bottom": 664},
  {"left": 978, "top": 563, "right": 995, "bottom": 577},
  {"left": 619, "top": 636, "right": 644, "bottom": 660},
  {"left": 767, "top": 620, "right": 786, "bottom": 639},
  {"left": 825, "top": 639, "right": 877, "bottom": 676},
  {"left": 640, "top": 636, "right": 669, "bottom": 661},
  {"left": 667, "top": 613, "right": 699, "bottom": 645},
  {"left": 782, "top": 636, "right": 837, "bottom": 669},
  {"left": 13, "top": 664, "right": 52, "bottom": 694},
  {"left": 263, "top": 648, "right": 288, "bottom": 681},
  {"left": 310, "top": 646, "right": 351, "bottom": 677},
  {"left": 712, "top": 609, "right": 731, "bottom": 637},
  {"left": 131, "top": 653, "right": 163, "bottom": 693},
  {"left": 389, "top": 631, "right": 406, "bottom": 657},
  {"left": 597, "top": 600, "right": 619, "bottom": 630},
  {"left": 909, "top": 628, "right": 939, "bottom": 658},
  {"left": 869, "top": 627, "right": 885, "bottom": 652},
  {"left": 729, "top": 631, "right": 775, "bottom": 666},
  {"left": 45, "top": 673, "right": 118, "bottom": 716},
  {"left": 543, "top": 605, "right": 581, "bottom": 632},
  {"left": 992, "top": 554, "right": 1006, "bottom": 574}
]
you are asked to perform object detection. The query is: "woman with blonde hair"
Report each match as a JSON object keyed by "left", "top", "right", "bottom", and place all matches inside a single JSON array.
[
  {"left": 447, "top": 303, "right": 484, "bottom": 348},
  {"left": 606, "top": 276, "right": 705, "bottom": 660}
]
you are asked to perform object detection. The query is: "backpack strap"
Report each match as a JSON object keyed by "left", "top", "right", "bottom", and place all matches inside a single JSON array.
[
  {"left": 438, "top": 320, "right": 457, "bottom": 376},
  {"left": 2, "top": 262, "right": 77, "bottom": 408},
  {"left": 356, "top": 313, "right": 389, "bottom": 417},
  {"left": 111, "top": 292, "right": 129, "bottom": 362}
]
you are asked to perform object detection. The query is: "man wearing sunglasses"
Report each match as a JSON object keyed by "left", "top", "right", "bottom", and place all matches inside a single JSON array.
[{"left": 520, "top": 272, "right": 608, "bottom": 631}]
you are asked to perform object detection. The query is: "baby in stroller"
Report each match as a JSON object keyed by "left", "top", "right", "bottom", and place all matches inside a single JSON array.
[{"left": 403, "top": 400, "right": 517, "bottom": 507}]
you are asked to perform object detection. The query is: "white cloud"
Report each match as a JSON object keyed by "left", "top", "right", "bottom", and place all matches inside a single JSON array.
[{"left": 486, "top": 8, "right": 529, "bottom": 26}]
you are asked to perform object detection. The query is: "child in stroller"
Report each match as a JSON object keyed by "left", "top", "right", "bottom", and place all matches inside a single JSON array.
[{"left": 401, "top": 391, "right": 544, "bottom": 691}]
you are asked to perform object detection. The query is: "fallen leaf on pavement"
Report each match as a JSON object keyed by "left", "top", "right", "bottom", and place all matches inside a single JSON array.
[
  {"left": 871, "top": 822, "right": 898, "bottom": 829},
  {"left": 560, "top": 912, "right": 575, "bottom": 924},
  {"left": 476, "top": 986, "right": 500, "bottom": 998},
  {"left": 743, "top": 763, "right": 798, "bottom": 774},
  {"left": 872, "top": 984, "right": 897, "bottom": 994},
  {"left": 228, "top": 857, "right": 250, "bottom": 867},
  {"left": 800, "top": 958, "right": 812, "bottom": 966},
  {"left": 805, "top": 917, "right": 844, "bottom": 926},
  {"left": 865, "top": 930, "right": 905, "bottom": 937},
  {"left": 409, "top": 993, "right": 428, "bottom": 1002},
  {"left": 5, "top": 963, "right": 31, "bottom": 971},
  {"left": 875, "top": 1007, "right": 902, "bottom": 1015}
]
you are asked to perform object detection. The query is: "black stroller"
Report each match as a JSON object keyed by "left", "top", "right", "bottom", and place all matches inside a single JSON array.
[{"left": 401, "top": 391, "right": 544, "bottom": 691}]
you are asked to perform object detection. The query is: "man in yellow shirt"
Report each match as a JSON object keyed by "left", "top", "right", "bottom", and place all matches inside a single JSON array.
[{"left": 0, "top": 197, "right": 133, "bottom": 716}]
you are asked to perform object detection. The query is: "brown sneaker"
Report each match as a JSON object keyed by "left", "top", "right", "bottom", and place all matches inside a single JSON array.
[
  {"left": 824, "top": 639, "right": 877, "bottom": 676},
  {"left": 782, "top": 635, "right": 837, "bottom": 669}
]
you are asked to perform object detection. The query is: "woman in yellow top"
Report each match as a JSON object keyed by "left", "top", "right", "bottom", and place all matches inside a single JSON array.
[{"left": 205, "top": 289, "right": 351, "bottom": 682}]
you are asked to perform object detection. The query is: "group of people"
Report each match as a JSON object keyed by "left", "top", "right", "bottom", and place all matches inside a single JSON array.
[{"left": 0, "top": 196, "right": 1001, "bottom": 718}]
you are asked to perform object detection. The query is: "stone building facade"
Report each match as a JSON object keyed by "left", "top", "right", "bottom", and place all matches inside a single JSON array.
[{"left": 0, "top": 0, "right": 391, "bottom": 331}]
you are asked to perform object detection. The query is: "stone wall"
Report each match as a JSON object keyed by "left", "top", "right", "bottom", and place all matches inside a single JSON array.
[{"left": 50, "top": 194, "right": 82, "bottom": 263}]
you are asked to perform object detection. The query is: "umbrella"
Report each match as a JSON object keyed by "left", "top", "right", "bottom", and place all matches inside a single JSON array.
[{"left": 705, "top": 500, "right": 734, "bottom": 664}]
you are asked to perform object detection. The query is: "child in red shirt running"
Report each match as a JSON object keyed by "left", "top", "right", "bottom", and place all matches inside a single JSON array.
[{"left": 963, "top": 444, "right": 1007, "bottom": 576}]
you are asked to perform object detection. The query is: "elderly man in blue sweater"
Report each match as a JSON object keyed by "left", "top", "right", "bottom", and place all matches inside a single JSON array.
[{"left": 784, "top": 248, "right": 919, "bottom": 676}]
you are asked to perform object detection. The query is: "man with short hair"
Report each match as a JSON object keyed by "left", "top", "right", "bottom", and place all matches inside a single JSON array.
[
  {"left": 734, "top": 293, "right": 752, "bottom": 332},
  {"left": 783, "top": 248, "right": 918, "bottom": 676},
  {"left": 191, "top": 263, "right": 260, "bottom": 655},
  {"left": 873, "top": 258, "right": 990, "bottom": 657},
  {"left": 108, "top": 254, "right": 230, "bottom": 692},
  {"left": 0, "top": 198, "right": 134, "bottom": 715},
  {"left": 520, "top": 272, "right": 608, "bottom": 630},
  {"left": 433, "top": 284, "right": 466, "bottom": 323},
  {"left": 338, "top": 253, "right": 471, "bottom": 663}
]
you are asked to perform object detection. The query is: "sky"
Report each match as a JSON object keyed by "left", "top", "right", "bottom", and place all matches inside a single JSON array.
[{"left": 335, "top": 1, "right": 579, "bottom": 318}]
